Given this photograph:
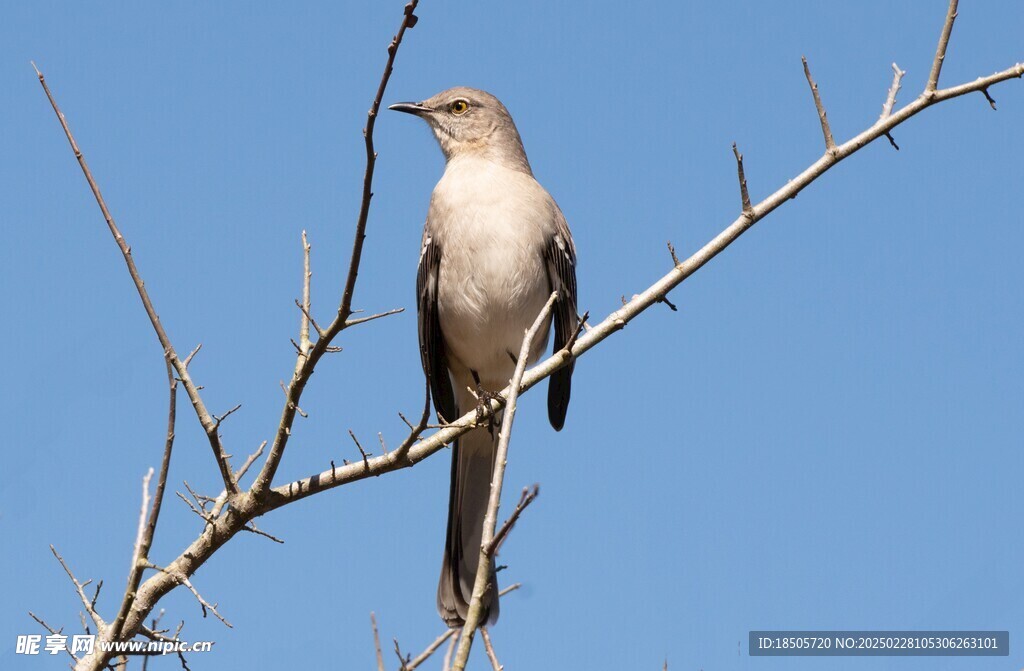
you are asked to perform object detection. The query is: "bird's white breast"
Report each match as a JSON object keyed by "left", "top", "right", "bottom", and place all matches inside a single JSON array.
[{"left": 429, "top": 158, "right": 554, "bottom": 388}]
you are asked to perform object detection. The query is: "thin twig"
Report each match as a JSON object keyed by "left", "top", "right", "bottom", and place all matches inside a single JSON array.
[
  {"left": 732, "top": 143, "right": 753, "bottom": 213},
  {"left": 393, "top": 638, "right": 411, "bottom": 670},
  {"left": 108, "top": 362, "right": 176, "bottom": 643},
  {"left": 442, "top": 631, "right": 459, "bottom": 671},
  {"left": 50, "top": 545, "right": 105, "bottom": 630},
  {"left": 143, "top": 562, "right": 232, "bottom": 628},
  {"left": 980, "top": 87, "right": 997, "bottom": 110},
  {"left": 31, "top": 63, "right": 238, "bottom": 496},
  {"left": 405, "top": 629, "right": 458, "bottom": 671},
  {"left": 345, "top": 307, "right": 405, "bottom": 327},
  {"left": 880, "top": 62, "right": 906, "bottom": 119},
  {"left": 175, "top": 491, "right": 213, "bottom": 524},
  {"left": 801, "top": 56, "right": 837, "bottom": 153},
  {"left": 243, "top": 522, "right": 284, "bottom": 544},
  {"left": 340, "top": 0, "right": 420, "bottom": 320},
  {"left": 497, "top": 583, "right": 521, "bottom": 597},
  {"left": 299, "top": 231, "right": 312, "bottom": 350},
  {"left": 489, "top": 484, "right": 540, "bottom": 556},
  {"left": 28, "top": 612, "right": 77, "bottom": 662},
  {"left": 370, "top": 612, "right": 385, "bottom": 671},
  {"left": 927, "top": 0, "right": 959, "bottom": 92},
  {"left": 183, "top": 344, "right": 202, "bottom": 368},
  {"left": 349, "top": 429, "right": 371, "bottom": 468},
  {"left": 480, "top": 628, "right": 503, "bottom": 671},
  {"left": 564, "top": 311, "right": 589, "bottom": 353},
  {"left": 393, "top": 377, "right": 432, "bottom": 464},
  {"left": 880, "top": 62, "right": 907, "bottom": 150}
]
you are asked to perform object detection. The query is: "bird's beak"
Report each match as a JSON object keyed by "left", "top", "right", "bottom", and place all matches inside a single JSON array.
[{"left": 388, "top": 102, "right": 433, "bottom": 116}]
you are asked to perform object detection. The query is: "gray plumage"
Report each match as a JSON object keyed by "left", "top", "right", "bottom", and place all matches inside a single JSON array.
[{"left": 390, "top": 87, "right": 578, "bottom": 627}]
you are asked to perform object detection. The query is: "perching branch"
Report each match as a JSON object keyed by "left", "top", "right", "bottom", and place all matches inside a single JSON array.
[{"left": 451, "top": 292, "right": 558, "bottom": 671}]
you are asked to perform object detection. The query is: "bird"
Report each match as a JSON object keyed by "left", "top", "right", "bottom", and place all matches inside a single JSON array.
[{"left": 390, "top": 87, "right": 578, "bottom": 627}]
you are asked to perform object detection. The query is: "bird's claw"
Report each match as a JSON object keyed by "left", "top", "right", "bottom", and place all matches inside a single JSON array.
[{"left": 474, "top": 384, "right": 504, "bottom": 436}]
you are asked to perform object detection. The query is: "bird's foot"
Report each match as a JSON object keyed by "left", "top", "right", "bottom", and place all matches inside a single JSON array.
[{"left": 474, "top": 385, "right": 504, "bottom": 437}]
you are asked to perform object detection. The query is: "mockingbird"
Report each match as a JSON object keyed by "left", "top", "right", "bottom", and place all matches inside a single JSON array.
[{"left": 390, "top": 87, "right": 578, "bottom": 627}]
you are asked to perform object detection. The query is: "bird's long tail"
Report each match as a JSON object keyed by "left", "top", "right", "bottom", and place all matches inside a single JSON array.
[{"left": 437, "top": 407, "right": 501, "bottom": 627}]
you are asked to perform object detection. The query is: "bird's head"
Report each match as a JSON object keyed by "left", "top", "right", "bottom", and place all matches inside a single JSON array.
[{"left": 389, "top": 87, "right": 530, "bottom": 172}]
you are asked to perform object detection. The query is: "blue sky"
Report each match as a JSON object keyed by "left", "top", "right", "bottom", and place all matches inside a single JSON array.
[{"left": 2, "top": 1, "right": 1022, "bottom": 669}]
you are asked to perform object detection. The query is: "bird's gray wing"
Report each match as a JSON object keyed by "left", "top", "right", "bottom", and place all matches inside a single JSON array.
[
  {"left": 544, "top": 206, "right": 578, "bottom": 431},
  {"left": 417, "top": 230, "right": 456, "bottom": 423}
]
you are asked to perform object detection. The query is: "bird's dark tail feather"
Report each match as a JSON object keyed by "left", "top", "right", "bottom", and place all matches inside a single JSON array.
[{"left": 437, "top": 420, "right": 500, "bottom": 628}]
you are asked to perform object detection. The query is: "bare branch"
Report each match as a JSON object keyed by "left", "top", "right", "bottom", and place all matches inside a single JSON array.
[
  {"left": 370, "top": 612, "right": 385, "bottom": 671},
  {"left": 235, "top": 440, "right": 266, "bottom": 482},
  {"left": 880, "top": 62, "right": 906, "bottom": 119},
  {"left": 880, "top": 63, "right": 907, "bottom": 150},
  {"left": 393, "top": 377, "right": 432, "bottom": 464},
  {"left": 497, "top": 583, "right": 521, "bottom": 597},
  {"left": 801, "top": 56, "right": 837, "bottom": 153},
  {"left": 339, "top": 0, "right": 421, "bottom": 320},
  {"left": 489, "top": 484, "right": 540, "bottom": 556},
  {"left": 182, "top": 344, "right": 202, "bottom": 369},
  {"left": 299, "top": 231, "right": 312, "bottom": 350},
  {"left": 243, "top": 522, "right": 284, "bottom": 544},
  {"left": 731, "top": 143, "right": 753, "bottom": 213},
  {"left": 393, "top": 638, "right": 411, "bottom": 670},
  {"left": 345, "top": 307, "right": 405, "bottom": 327},
  {"left": 175, "top": 491, "right": 213, "bottom": 524},
  {"left": 452, "top": 292, "right": 558, "bottom": 670},
  {"left": 480, "top": 628, "right": 503, "bottom": 671},
  {"left": 349, "top": 429, "right": 371, "bottom": 469},
  {"left": 981, "top": 87, "right": 997, "bottom": 110},
  {"left": 110, "top": 359, "right": 177, "bottom": 643},
  {"left": 143, "top": 562, "right": 232, "bottom": 628},
  {"left": 295, "top": 299, "right": 325, "bottom": 339},
  {"left": 442, "top": 631, "right": 459, "bottom": 671},
  {"left": 28, "top": 611, "right": 77, "bottom": 662},
  {"left": 405, "top": 629, "right": 457, "bottom": 671},
  {"left": 563, "top": 311, "right": 589, "bottom": 354},
  {"left": 50, "top": 546, "right": 105, "bottom": 630},
  {"left": 213, "top": 403, "right": 242, "bottom": 426},
  {"left": 90, "top": 580, "right": 103, "bottom": 611},
  {"left": 927, "top": 0, "right": 959, "bottom": 92},
  {"left": 31, "top": 63, "right": 239, "bottom": 496},
  {"left": 249, "top": 2, "right": 419, "bottom": 500}
]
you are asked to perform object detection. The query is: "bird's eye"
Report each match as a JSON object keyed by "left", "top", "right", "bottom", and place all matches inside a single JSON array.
[{"left": 450, "top": 100, "right": 469, "bottom": 115}]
